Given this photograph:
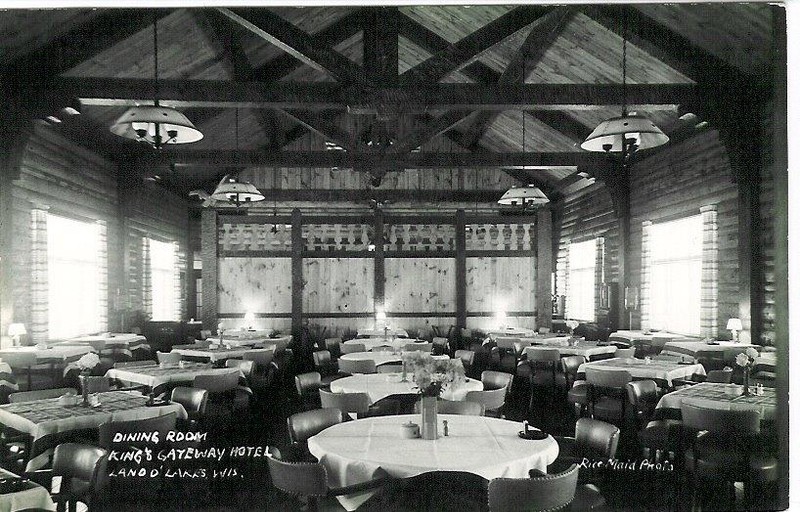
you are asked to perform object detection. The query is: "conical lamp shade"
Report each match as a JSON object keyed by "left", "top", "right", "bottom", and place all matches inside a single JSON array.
[
  {"left": 110, "top": 105, "right": 203, "bottom": 147},
  {"left": 211, "top": 176, "right": 265, "bottom": 205},
  {"left": 580, "top": 114, "right": 669, "bottom": 152},
  {"left": 498, "top": 185, "right": 549, "bottom": 207}
]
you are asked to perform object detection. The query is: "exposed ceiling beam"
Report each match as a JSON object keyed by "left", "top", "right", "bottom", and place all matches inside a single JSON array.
[
  {"left": 215, "top": 7, "right": 367, "bottom": 85},
  {"left": 250, "top": 10, "right": 365, "bottom": 83},
  {"left": 277, "top": 109, "right": 355, "bottom": 151},
  {"left": 136, "top": 150, "right": 612, "bottom": 168},
  {"left": 399, "top": 5, "right": 552, "bottom": 86},
  {"left": 527, "top": 111, "right": 590, "bottom": 147},
  {"left": 364, "top": 7, "right": 399, "bottom": 85},
  {"left": 205, "top": 188, "right": 512, "bottom": 203},
  {"left": 40, "top": 78, "right": 693, "bottom": 111},
  {"left": 460, "top": 7, "right": 577, "bottom": 150},
  {"left": 4, "top": 9, "right": 166, "bottom": 91},
  {"left": 389, "top": 110, "right": 473, "bottom": 154}
]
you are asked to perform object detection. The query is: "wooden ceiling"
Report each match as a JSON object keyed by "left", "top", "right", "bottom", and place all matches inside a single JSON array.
[{"left": 0, "top": 4, "right": 779, "bottom": 208}]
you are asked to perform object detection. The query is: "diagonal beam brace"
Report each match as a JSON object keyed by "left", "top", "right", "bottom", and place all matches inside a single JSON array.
[
  {"left": 390, "top": 110, "right": 474, "bottom": 154},
  {"left": 215, "top": 7, "right": 367, "bottom": 85},
  {"left": 399, "top": 5, "right": 552, "bottom": 86},
  {"left": 277, "top": 110, "right": 354, "bottom": 151}
]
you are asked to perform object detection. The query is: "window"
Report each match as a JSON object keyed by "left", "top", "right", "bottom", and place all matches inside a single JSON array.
[
  {"left": 149, "top": 238, "right": 177, "bottom": 321},
  {"left": 47, "top": 214, "right": 101, "bottom": 339},
  {"left": 567, "top": 239, "right": 596, "bottom": 321},
  {"left": 646, "top": 215, "right": 703, "bottom": 335}
]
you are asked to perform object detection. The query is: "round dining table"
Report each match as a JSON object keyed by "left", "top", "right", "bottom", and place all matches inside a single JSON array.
[
  {"left": 338, "top": 352, "right": 449, "bottom": 367},
  {"left": 342, "top": 338, "right": 418, "bottom": 352},
  {"left": 330, "top": 373, "right": 483, "bottom": 403},
  {"left": 308, "top": 414, "right": 559, "bottom": 511}
]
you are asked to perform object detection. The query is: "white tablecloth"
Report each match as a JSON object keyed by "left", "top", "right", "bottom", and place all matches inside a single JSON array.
[
  {"left": 0, "top": 468, "right": 55, "bottom": 511},
  {"left": 330, "top": 374, "right": 483, "bottom": 403},
  {"left": 660, "top": 341, "right": 759, "bottom": 358},
  {"left": 106, "top": 364, "right": 241, "bottom": 390},
  {"left": 357, "top": 328, "right": 409, "bottom": 338},
  {"left": 576, "top": 358, "right": 706, "bottom": 387},
  {"left": 524, "top": 342, "right": 618, "bottom": 360},
  {"left": 655, "top": 382, "right": 776, "bottom": 421},
  {"left": 62, "top": 333, "right": 149, "bottom": 350},
  {"left": 222, "top": 329, "right": 273, "bottom": 339},
  {"left": 308, "top": 414, "right": 558, "bottom": 511},
  {"left": 343, "top": 338, "right": 414, "bottom": 352},
  {"left": 0, "top": 345, "right": 94, "bottom": 363},
  {"left": 172, "top": 346, "right": 274, "bottom": 363},
  {"left": 486, "top": 327, "right": 538, "bottom": 338},
  {"left": 339, "top": 352, "right": 449, "bottom": 367},
  {"left": 204, "top": 337, "right": 276, "bottom": 348}
]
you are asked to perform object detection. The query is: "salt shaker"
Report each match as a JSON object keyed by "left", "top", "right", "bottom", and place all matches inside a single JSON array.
[
  {"left": 523, "top": 420, "right": 530, "bottom": 435},
  {"left": 442, "top": 420, "right": 449, "bottom": 437}
]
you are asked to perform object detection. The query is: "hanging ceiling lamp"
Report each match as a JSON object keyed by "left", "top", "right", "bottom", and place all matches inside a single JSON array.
[
  {"left": 210, "top": 109, "right": 264, "bottom": 206},
  {"left": 498, "top": 53, "right": 549, "bottom": 210},
  {"left": 110, "top": 14, "right": 202, "bottom": 149},
  {"left": 581, "top": 14, "right": 668, "bottom": 157}
]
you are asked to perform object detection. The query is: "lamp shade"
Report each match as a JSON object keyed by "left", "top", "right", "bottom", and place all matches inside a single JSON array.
[
  {"left": 580, "top": 114, "right": 669, "bottom": 153},
  {"left": 726, "top": 318, "right": 743, "bottom": 331},
  {"left": 243, "top": 311, "right": 256, "bottom": 326},
  {"left": 110, "top": 105, "right": 203, "bottom": 147},
  {"left": 498, "top": 185, "right": 549, "bottom": 207},
  {"left": 211, "top": 176, "right": 265, "bottom": 205},
  {"left": 7, "top": 323, "right": 26, "bottom": 337}
]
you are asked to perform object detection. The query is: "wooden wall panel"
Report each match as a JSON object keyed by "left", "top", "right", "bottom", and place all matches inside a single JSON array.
[
  {"left": 465, "top": 256, "right": 536, "bottom": 313},
  {"left": 759, "top": 99, "right": 776, "bottom": 344},
  {"left": 302, "top": 258, "right": 374, "bottom": 314},
  {"left": 384, "top": 258, "right": 455, "bottom": 313},
  {"left": 466, "top": 315, "right": 536, "bottom": 331},
  {"left": 218, "top": 257, "right": 292, "bottom": 314}
]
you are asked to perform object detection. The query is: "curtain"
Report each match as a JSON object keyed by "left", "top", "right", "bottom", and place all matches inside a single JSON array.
[
  {"left": 96, "top": 220, "right": 108, "bottom": 332},
  {"left": 30, "top": 206, "right": 49, "bottom": 343},
  {"left": 142, "top": 237, "right": 152, "bottom": 318},
  {"left": 172, "top": 241, "right": 182, "bottom": 321},
  {"left": 640, "top": 221, "right": 653, "bottom": 330}
]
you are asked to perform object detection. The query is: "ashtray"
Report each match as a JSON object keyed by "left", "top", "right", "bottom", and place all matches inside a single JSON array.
[
  {"left": 146, "top": 399, "right": 171, "bottom": 407},
  {"left": 518, "top": 430, "right": 548, "bottom": 440},
  {"left": 677, "top": 361, "right": 694, "bottom": 365},
  {"left": 705, "top": 341, "right": 720, "bottom": 345}
]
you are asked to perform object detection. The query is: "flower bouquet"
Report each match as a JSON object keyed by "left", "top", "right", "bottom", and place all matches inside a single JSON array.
[
  {"left": 734, "top": 347, "right": 759, "bottom": 396},
  {"left": 402, "top": 352, "right": 466, "bottom": 440}
]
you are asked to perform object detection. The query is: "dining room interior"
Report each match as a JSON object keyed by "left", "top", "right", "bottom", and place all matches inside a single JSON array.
[{"left": 0, "top": 2, "right": 790, "bottom": 511}]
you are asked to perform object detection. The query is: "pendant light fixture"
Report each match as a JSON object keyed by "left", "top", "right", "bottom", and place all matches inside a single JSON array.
[
  {"left": 498, "top": 53, "right": 549, "bottom": 210},
  {"left": 211, "top": 109, "right": 264, "bottom": 206},
  {"left": 581, "top": 14, "right": 668, "bottom": 158},
  {"left": 110, "top": 13, "right": 202, "bottom": 149}
]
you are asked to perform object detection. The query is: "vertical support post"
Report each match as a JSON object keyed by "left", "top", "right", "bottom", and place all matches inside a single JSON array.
[
  {"left": 291, "top": 208, "right": 303, "bottom": 341},
  {"left": 536, "top": 208, "right": 553, "bottom": 329},
  {"left": 374, "top": 209, "right": 385, "bottom": 311},
  {"left": 200, "top": 208, "right": 218, "bottom": 329},
  {"left": 604, "top": 166, "right": 631, "bottom": 330},
  {"left": 455, "top": 209, "right": 467, "bottom": 330}
]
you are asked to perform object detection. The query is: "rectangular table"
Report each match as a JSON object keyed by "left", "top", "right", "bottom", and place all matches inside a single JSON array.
[
  {"left": 105, "top": 364, "right": 242, "bottom": 393},
  {"left": 660, "top": 340, "right": 759, "bottom": 358},
  {"left": 576, "top": 357, "right": 706, "bottom": 387},
  {"left": 607, "top": 330, "right": 696, "bottom": 351},
  {"left": 204, "top": 337, "right": 276, "bottom": 348},
  {"left": 171, "top": 346, "right": 274, "bottom": 363},
  {"left": 654, "top": 382, "right": 776, "bottom": 421},
  {"left": 0, "top": 391, "right": 187, "bottom": 470},
  {"left": 0, "top": 346, "right": 94, "bottom": 364},
  {"left": 524, "top": 341, "right": 618, "bottom": 360}
]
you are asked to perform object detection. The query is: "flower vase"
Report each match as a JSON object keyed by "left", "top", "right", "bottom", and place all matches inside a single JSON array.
[
  {"left": 420, "top": 396, "right": 438, "bottom": 440},
  {"left": 742, "top": 368, "right": 752, "bottom": 396},
  {"left": 79, "top": 374, "right": 90, "bottom": 407}
]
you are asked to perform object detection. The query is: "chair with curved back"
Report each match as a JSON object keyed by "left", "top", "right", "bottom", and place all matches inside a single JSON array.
[
  {"left": 286, "top": 408, "right": 345, "bottom": 461},
  {"left": 243, "top": 349, "right": 275, "bottom": 367},
  {"left": 3, "top": 352, "right": 55, "bottom": 391},
  {"left": 294, "top": 372, "right": 323, "bottom": 411},
  {"left": 465, "top": 387, "right": 507, "bottom": 418},
  {"left": 170, "top": 386, "right": 208, "bottom": 430},
  {"left": 156, "top": 351, "right": 181, "bottom": 364},
  {"left": 455, "top": 350, "right": 476, "bottom": 378},
  {"left": 225, "top": 359, "right": 255, "bottom": 383},
  {"left": 403, "top": 342, "right": 433, "bottom": 353},
  {"left": 489, "top": 464, "right": 585, "bottom": 512},
  {"left": 376, "top": 363, "right": 403, "bottom": 373},
  {"left": 706, "top": 368, "right": 734, "bottom": 383},
  {"left": 551, "top": 417, "right": 620, "bottom": 486},
  {"left": 193, "top": 372, "right": 252, "bottom": 432},
  {"left": 267, "top": 446, "right": 389, "bottom": 512},
  {"left": 319, "top": 389, "right": 371, "bottom": 418},
  {"left": 324, "top": 337, "right": 343, "bottom": 359},
  {"left": 432, "top": 337, "right": 450, "bottom": 356},
  {"left": 481, "top": 370, "right": 513, "bottom": 415},
  {"left": 113, "top": 360, "right": 157, "bottom": 368},
  {"left": 614, "top": 347, "right": 636, "bottom": 359},
  {"left": 562, "top": 355, "right": 589, "bottom": 417},
  {"left": 337, "top": 358, "right": 377, "bottom": 375},
  {"left": 312, "top": 350, "right": 341, "bottom": 385},
  {"left": 681, "top": 401, "right": 777, "bottom": 510},
  {"left": 585, "top": 368, "right": 631, "bottom": 425},
  {"left": 523, "top": 347, "right": 562, "bottom": 409},
  {"left": 25, "top": 443, "right": 109, "bottom": 512},
  {"left": 341, "top": 343, "right": 365, "bottom": 355},
  {"left": 628, "top": 380, "right": 681, "bottom": 461},
  {"left": 413, "top": 399, "right": 484, "bottom": 416}
]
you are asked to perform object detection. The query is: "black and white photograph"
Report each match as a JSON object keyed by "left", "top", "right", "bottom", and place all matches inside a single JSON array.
[{"left": 0, "top": 1, "right": 791, "bottom": 511}]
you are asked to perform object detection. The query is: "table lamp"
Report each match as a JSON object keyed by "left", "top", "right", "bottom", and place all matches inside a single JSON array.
[
  {"left": 8, "top": 323, "right": 26, "bottom": 346},
  {"left": 726, "top": 318, "right": 743, "bottom": 342}
]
